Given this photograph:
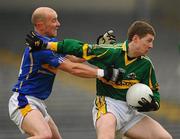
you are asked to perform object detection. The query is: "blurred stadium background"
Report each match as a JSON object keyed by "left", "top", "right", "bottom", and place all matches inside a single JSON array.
[{"left": 0, "top": 0, "right": 180, "bottom": 138}]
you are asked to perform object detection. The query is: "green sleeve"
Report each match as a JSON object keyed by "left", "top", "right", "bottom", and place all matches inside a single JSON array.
[
  {"left": 150, "top": 67, "right": 160, "bottom": 104},
  {"left": 57, "top": 39, "right": 85, "bottom": 58},
  {"left": 142, "top": 64, "right": 160, "bottom": 104},
  {"left": 57, "top": 39, "right": 122, "bottom": 62}
]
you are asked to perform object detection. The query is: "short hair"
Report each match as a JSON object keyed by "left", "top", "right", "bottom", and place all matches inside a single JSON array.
[
  {"left": 31, "top": 7, "right": 54, "bottom": 25},
  {"left": 127, "top": 21, "right": 156, "bottom": 42},
  {"left": 31, "top": 9, "right": 46, "bottom": 25}
]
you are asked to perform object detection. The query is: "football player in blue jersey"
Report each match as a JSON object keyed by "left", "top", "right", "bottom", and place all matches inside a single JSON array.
[{"left": 8, "top": 7, "right": 123, "bottom": 139}]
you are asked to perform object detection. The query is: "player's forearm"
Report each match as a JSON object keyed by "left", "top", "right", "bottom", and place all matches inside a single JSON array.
[
  {"left": 67, "top": 63, "right": 104, "bottom": 78},
  {"left": 70, "top": 64, "right": 97, "bottom": 78}
]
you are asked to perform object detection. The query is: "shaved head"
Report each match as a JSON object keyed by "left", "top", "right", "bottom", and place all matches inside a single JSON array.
[
  {"left": 31, "top": 7, "right": 57, "bottom": 25},
  {"left": 31, "top": 7, "right": 60, "bottom": 37}
]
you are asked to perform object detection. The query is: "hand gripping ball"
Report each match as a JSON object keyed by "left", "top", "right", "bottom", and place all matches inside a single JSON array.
[{"left": 126, "top": 83, "right": 153, "bottom": 107}]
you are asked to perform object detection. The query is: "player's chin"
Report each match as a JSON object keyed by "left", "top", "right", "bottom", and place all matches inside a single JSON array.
[
  {"left": 52, "top": 31, "right": 58, "bottom": 37},
  {"left": 144, "top": 50, "right": 149, "bottom": 55}
]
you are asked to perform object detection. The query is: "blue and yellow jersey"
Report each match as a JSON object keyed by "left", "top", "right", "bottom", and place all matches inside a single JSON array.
[{"left": 12, "top": 33, "right": 65, "bottom": 100}]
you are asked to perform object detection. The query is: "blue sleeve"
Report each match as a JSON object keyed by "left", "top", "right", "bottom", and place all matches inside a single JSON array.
[{"left": 37, "top": 50, "right": 65, "bottom": 68}]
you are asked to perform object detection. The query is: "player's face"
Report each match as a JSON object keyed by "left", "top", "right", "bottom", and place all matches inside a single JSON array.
[
  {"left": 136, "top": 34, "right": 154, "bottom": 55},
  {"left": 43, "top": 11, "right": 60, "bottom": 37}
]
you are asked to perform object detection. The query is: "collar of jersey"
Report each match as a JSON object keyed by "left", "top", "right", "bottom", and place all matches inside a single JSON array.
[
  {"left": 121, "top": 40, "right": 128, "bottom": 52},
  {"left": 34, "top": 32, "right": 58, "bottom": 43},
  {"left": 121, "top": 40, "right": 138, "bottom": 65}
]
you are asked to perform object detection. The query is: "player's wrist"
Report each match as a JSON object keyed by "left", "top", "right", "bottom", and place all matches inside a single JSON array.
[
  {"left": 97, "top": 69, "right": 104, "bottom": 78},
  {"left": 47, "top": 42, "right": 58, "bottom": 51}
]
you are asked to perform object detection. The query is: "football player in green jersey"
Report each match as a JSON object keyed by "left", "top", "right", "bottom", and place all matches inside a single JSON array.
[{"left": 26, "top": 21, "right": 172, "bottom": 139}]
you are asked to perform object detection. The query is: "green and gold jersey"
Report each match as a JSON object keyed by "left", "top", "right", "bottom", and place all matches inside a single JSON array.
[{"left": 50, "top": 39, "right": 160, "bottom": 103}]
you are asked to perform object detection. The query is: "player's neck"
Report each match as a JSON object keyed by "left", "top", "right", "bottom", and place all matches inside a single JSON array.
[{"left": 128, "top": 43, "right": 137, "bottom": 58}]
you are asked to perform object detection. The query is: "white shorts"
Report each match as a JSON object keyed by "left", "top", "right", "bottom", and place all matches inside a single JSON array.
[
  {"left": 92, "top": 96, "right": 146, "bottom": 134},
  {"left": 8, "top": 92, "right": 50, "bottom": 133}
]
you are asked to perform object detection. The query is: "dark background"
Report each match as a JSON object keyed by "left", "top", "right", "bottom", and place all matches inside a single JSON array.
[{"left": 0, "top": 0, "right": 180, "bottom": 138}]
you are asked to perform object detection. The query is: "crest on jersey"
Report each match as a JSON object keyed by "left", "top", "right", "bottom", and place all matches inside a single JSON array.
[{"left": 127, "top": 72, "right": 136, "bottom": 79}]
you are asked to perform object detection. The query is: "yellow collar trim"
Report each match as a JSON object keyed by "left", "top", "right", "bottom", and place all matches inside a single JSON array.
[
  {"left": 124, "top": 52, "right": 137, "bottom": 66},
  {"left": 122, "top": 41, "right": 137, "bottom": 66}
]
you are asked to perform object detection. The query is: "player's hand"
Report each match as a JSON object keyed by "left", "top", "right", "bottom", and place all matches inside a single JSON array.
[
  {"left": 136, "top": 94, "right": 160, "bottom": 112},
  {"left": 25, "top": 31, "right": 48, "bottom": 51},
  {"left": 97, "top": 30, "right": 116, "bottom": 45},
  {"left": 103, "top": 66, "right": 125, "bottom": 83}
]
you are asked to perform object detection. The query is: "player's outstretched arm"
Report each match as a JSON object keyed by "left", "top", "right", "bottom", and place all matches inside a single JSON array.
[
  {"left": 25, "top": 31, "right": 125, "bottom": 82},
  {"left": 59, "top": 58, "right": 125, "bottom": 82},
  {"left": 25, "top": 31, "right": 118, "bottom": 59},
  {"left": 26, "top": 31, "right": 90, "bottom": 56}
]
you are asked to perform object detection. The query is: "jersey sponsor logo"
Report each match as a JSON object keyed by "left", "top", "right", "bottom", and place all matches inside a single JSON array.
[
  {"left": 100, "top": 78, "right": 139, "bottom": 89},
  {"left": 113, "top": 80, "right": 139, "bottom": 89}
]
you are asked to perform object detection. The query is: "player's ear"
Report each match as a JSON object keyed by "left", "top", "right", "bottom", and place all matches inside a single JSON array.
[
  {"left": 35, "top": 21, "right": 44, "bottom": 30},
  {"left": 132, "top": 35, "right": 140, "bottom": 43}
]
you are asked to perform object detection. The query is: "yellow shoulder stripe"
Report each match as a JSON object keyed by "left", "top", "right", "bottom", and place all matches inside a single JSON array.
[
  {"left": 82, "top": 44, "right": 109, "bottom": 60},
  {"left": 82, "top": 44, "right": 96, "bottom": 60}
]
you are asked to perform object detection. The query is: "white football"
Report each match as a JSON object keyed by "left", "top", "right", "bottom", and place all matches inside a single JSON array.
[{"left": 126, "top": 83, "right": 153, "bottom": 107}]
